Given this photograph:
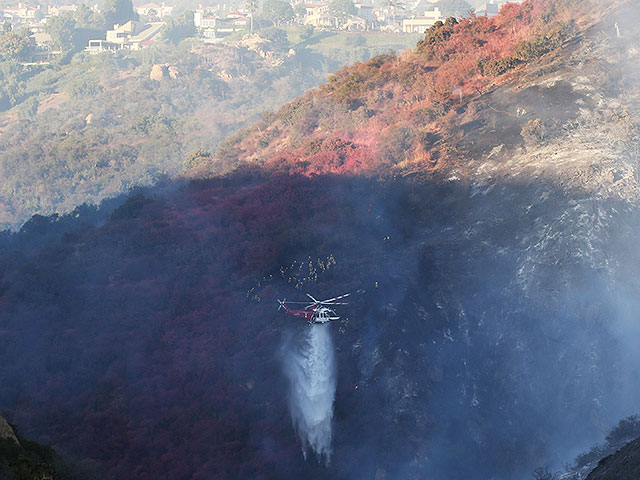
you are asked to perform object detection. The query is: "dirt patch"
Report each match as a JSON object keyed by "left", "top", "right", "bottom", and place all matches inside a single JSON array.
[
  {"left": 37, "top": 91, "right": 69, "bottom": 115},
  {"left": 0, "top": 112, "right": 18, "bottom": 133}
]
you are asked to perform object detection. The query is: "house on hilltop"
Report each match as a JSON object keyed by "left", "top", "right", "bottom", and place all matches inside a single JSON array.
[
  {"left": 87, "top": 20, "right": 165, "bottom": 53},
  {"left": 194, "top": 10, "right": 248, "bottom": 42},
  {"left": 28, "top": 32, "right": 60, "bottom": 61},
  {"left": 402, "top": 6, "right": 443, "bottom": 33},
  {"left": 2, "top": 3, "right": 39, "bottom": 24}
]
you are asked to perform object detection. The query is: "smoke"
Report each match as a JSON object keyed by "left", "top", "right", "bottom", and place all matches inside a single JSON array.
[{"left": 283, "top": 324, "right": 337, "bottom": 465}]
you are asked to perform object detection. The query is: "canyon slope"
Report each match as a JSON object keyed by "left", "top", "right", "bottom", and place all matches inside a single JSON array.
[{"left": 1, "top": 1, "right": 640, "bottom": 479}]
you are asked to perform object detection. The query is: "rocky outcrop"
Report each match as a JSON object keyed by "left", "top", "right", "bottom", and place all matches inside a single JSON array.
[
  {"left": 0, "top": 410, "right": 19, "bottom": 444},
  {"left": 167, "top": 65, "right": 180, "bottom": 79},
  {"left": 150, "top": 64, "right": 180, "bottom": 81},
  {"left": 586, "top": 437, "right": 640, "bottom": 480},
  {"left": 149, "top": 63, "right": 167, "bottom": 81}
]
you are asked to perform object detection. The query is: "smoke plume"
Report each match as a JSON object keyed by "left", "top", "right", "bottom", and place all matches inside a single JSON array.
[{"left": 284, "top": 324, "right": 337, "bottom": 465}]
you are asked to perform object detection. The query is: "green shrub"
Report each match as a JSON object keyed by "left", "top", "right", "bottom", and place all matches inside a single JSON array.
[
  {"left": 184, "top": 149, "right": 211, "bottom": 170},
  {"left": 279, "top": 95, "right": 313, "bottom": 126},
  {"left": 380, "top": 125, "right": 416, "bottom": 163},
  {"left": 66, "top": 76, "right": 102, "bottom": 98},
  {"left": 479, "top": 56, "right": 519, "bottom": 76},
  {"left": 416, "top": 17, "right": 458, "bottom": 59},
  {"left": 513, "top": 22, "right": 571, "bottom": 62},
  {"left": 299, "top": 24, "right": 314, "bottom": 41}
]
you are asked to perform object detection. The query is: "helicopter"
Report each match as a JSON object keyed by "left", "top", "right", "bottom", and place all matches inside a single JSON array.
[{"left": 277, "top": 293, "right": 350, "bottom": 325}]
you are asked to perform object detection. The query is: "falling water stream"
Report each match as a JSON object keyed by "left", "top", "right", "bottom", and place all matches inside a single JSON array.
[{"left": 284, "top": 324, "right": 337, "bottom": 464}]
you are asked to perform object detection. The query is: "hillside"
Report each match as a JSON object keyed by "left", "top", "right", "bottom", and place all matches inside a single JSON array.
[
  {"left": 198, "top": 0, "right": 636, "bottom": 190},
  {"left": 586, "top": 437, "right": 640, "bottom": 480},
  {"left": 0, "top": 410, "right": 88, "bottom": 480},
  {"left": 0, "top": 31, "right": 415, "bottom": 231},
  {"left": 1, "top": 0, "right": 640, "bottom": 479}
]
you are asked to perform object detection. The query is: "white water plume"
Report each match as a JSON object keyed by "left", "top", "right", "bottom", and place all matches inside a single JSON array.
[{"left": 284, "top": 324, "right": 337, "bottom": 464}]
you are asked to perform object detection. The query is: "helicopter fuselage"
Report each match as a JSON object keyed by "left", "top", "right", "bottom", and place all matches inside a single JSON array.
[{"left": 279, "top": 303, "right": 339, "bottom": 324}]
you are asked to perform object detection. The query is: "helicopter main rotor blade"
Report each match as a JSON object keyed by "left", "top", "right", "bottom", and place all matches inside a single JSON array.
[
  {"left": 306, "top": 293, "right": 319, "bottom": 303},
  {"left": 320, "top": 293, "right": 351, "bottom": 303}
]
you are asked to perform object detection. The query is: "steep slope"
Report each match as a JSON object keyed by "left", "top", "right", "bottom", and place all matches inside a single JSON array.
[
  {"left": 0, "top": 32, "right": 408, "bottom": 230},
  {"left": 197, "top": 0, "right": 636, "bottom": 195},
  {"left": 1, "top": 1, "right": 640, "bottom": 479},
  {"left": 0, "top": 411, "right": 18, "bottom": 444},
  {"left": 586, "top": 437, "right": 640, "bottom": 480},
  {"left": 2, "top": 168, "right": 640, "bottom": 479},
  {"left": 0, "top": 410, "right": 87, "bottom": 480}
]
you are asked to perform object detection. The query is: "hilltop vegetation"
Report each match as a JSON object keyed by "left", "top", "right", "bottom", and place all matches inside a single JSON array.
[
  {"left": 198, "top": 0, "right": 628, "bottom": 178},
  {"left": 0, "top": 28, "right": 417, "bottom": 230}
]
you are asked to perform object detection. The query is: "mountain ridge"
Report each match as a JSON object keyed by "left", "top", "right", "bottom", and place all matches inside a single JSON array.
[{"left": 193, "top": 0, "right": 637, "bottom": 205}]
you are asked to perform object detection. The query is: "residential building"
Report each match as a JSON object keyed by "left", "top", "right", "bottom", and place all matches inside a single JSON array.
[
  {"left": 344, "top": 15, "right": 367, "bottom": 31},
  {"left": 87, "top": 20, "right": 165, "bottom": 53},
  {"left": 28, "top": 32, "right": 60, "bottom": 61},
  {"left": 401, "top": 6, "right": 442, "bottom": 33},
  {"left": 304, "top": 3, "right": 328, "bottom": 16},
  {"left": 194, "top": 11, "right": 248, "bottom": 40},
  {"left": 374, "top": 4, "right": 408, "bottom": 30},
  {"left": 304, "top": 11, "right": 334, "bottom": 27},
  {"left": 2, "top": 3, "right": 39, "bottom": 23},
  {"left": 135, "top": 2, "right": 174, "bottom": 18},
  {"left": 354, "top": 3, "right": 374, "bottom": 23}
]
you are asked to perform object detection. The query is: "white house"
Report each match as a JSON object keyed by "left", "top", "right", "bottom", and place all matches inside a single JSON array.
[
  {"left": 2, "top": 3, "right": 38, "bottom": 23},
  {"left": 402, "top": 6, "right": 442, "bottom": 33},
  {"left": 88, "top": 20, "right": 165, "bottom": 53}
]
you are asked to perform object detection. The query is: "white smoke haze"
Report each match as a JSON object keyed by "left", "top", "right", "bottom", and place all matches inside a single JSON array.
[{"left": 283, "top": 324, "right": 337, "bottom": 465}]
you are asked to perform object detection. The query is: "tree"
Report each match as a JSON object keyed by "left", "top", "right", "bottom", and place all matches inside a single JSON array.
[
  {"left": 74, "top": 4, "right": 103, "bottom": 29},
  {"left": 184, "top": 149, "right": 211, "bottom": 170},
  {"left": 0, "top": 29, "right": 31, "bottom": 61},
  {"left": 294, "top": 3, "right": 306, "bottom": 18},
  {"left": 246, "top": 0, "right": 257, "bottom": 31},
  {"left": 328, "top": 0, "right": 355, "bottom": 24},
  {"left": 260, "top": 0, "right": 294, "bottom": 26},
  {"left": 44, "top": 13, "right": 77, "bottom": 51},
  {"left": 103, "top": 0, "right": 138, "bottom": 29},
  {"left": 299, "top": 24, "right": 314, "bottom": 40},
  {"left": 258, "top": 27, "right": 289, "bottom": 49},
  {"left": 162, "top": 11, "right": 196, "bottom": 45}
]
